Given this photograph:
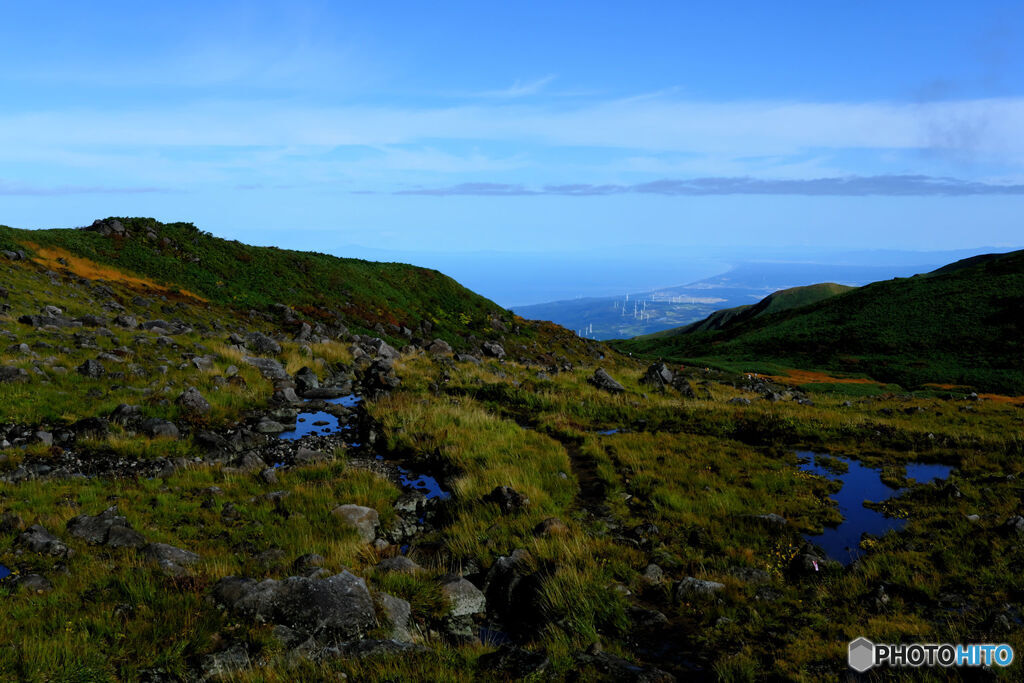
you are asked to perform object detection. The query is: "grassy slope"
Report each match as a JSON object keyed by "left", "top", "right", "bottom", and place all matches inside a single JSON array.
[
  {"left": 0, "top": 217, "right": 504, "bottom": 344},
  {"left": 618, "top": 252, "right": 1024, "bottom": 393},
  {"left": 640, "top": 283, "right": 853, "bottom": 339},
  {"left": 3, "top": 226, "right": 1024, "bottom": 679}
]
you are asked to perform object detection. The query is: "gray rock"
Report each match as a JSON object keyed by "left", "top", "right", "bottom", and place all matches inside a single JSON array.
[
  {"left": 0, "top": 366, "right": 29, "bottom": 383},
  {"left": 455, "top": 354, "right": 481, "bottom": 364},
  {"left": 66, "top": 506, "right": 146, "bottom": 548},
  {"left": 294, "top": 366, "right": 319, "bottom": 393},
  {"left": 142, "top": 542, "right": 201, "bottom": 575},
  {"left": 140, "top": 418, "right": 179, "bottom": 439},
  {"left": 255, "top": 418, "right": 286, "bottom": 434},
  {"left": 481, "top": 341, "right": 506, "bottom": 359},
  {"left": 244, "top": 332, "right": 282, "bottom": 355},
  {"left": 331, "top": 504, "right": 379, "bottom": 543},
  {"left": 175, "top": 386, "right": 211, "bottom": 414},
  {"left": 243, "top": 356, "right": 289, "bottom": 381},
  {"left": 477, "top": 645, "right": 551, "bottom": 679},
  {"left": 483, "top": 486, "right": 530, "bottom": 514},
  {"left": 427, "top": 339, "right": 452, "bottom": 355},
  {"left": 674, "top": 576, "right": 726, "bottom": 600},
  {"left": 77, "top": 359, "right": 105, "bottom": 378},
  {"left": 200, "top": 642, "right": 251, "bottom": 677},
  {"left": 589, "top": 368, "right": 625, "bottom": 393},
  {"left": 17, "top": 573, "right": 54, "bottom": 594},
  {"left": 640, "top": 362, "right": 674, "bottom": 388},
  {"left": 213, "top": 571, "right": 376, "bottom": 643},
  {"left": 18, "top": 524, "right": 73, "bottom": 558},
  {"left": 377, "top": 593, "right": 414, "bottom": 643},
  {"left": 375, "top": 556, "right": 422, "bottom": 574},
  {"left": 440, "top": 575, "right": 486, "bottom": 617},
  {"left": 294, "top": 447, "right": 329, "bottom": 465}
]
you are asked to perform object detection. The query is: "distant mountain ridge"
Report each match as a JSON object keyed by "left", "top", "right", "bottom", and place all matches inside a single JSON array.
[
  {"left": 616, "top": 250, "right": 1024, "bottom": 393},
  {"left": 644, "top": 283, "right": 853, "bottom": 338}
]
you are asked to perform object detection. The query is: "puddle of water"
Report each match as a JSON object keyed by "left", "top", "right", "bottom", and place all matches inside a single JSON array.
[
  {"left": 796, "top": 451, "right": 952, "bottom": 565},
  {"left": 397, "top": 466, "right": 451, "bottom": 501},
  {"left": 906, "top": 462, "right": 952, "bottom": 483},
  {"left": 0, "top": 565, "right": 9, "bottom": 579},
  {"left": 277, "top": 394, "right": 361, "bottom": 441},
  {"left": 599, "top": 429, "right": 620, "bottom": 435},
  {"left": 278, "top": 411, "right": 339, "bottom": 440},
  {"left": 327, "top": 395, "right": 362, "bottom": 408}
]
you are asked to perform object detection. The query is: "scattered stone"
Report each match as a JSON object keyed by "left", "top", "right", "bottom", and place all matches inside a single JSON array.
[
  {"left": 76, "top": 359, "right": 105, "bottom": 378},
  {"left": 175, "top": 386, "right": 211, "bottom": 414},
  {"left": 18, "top": 524, "right": 73, "bottom": 558},
  {"left": 331, "top": 504, "right": 380, "bottom": 543},
  {"left": 477, "top": 645, "right": 551, "bottom": 679},
  {"left": 640, "top": 362, "right": 674, "bottom": 388},
  {"left": 377, "top": 592, "right": 414, "bottom": 643},
  {"left": 142, "top": 542, "right": 201, "bottom": 576},
  {"left": 376, "top": 556, "right": 421, "bottom": 574},
  {"left": 66, "top": 506, "right": 146, "bottom": 548},
  {"left": 140, "top": 418, "right": 179, "bottom": 439},
  {"left": 427, "top": 339, "right": 452, "bottom": 355},
  {"left": 294, "top": 367, "right": 319, "bottom": 393},
  {"left": 213, "top": 571, "right": 376, "bottom": 643},
  {"left": 533, "top": 517, "right": 569, "bottom": 537},
  {"left": 0, "top": 366, "right": 29, "bottom": 383},
  {"left": 440, "top": 575, "right": 486, "bottom": 617},
  {"left": 483, "top": 486, "right": 530, "bottom": 514},
  {"left": 243, "top": 356, "right": 290, "bottom": 381},
  {"left": 589, "top": 368, "right": 625, "bottom": 393},
  {"left": 255, "top": 417, "right": 287, "bottom": 434},
  {"left": 674, "top": 577, "right": 726, "bottom": 600},
  {"left": 244, "top": 332, "right": 282, "bottom": 355},
  {"left": 17, "top": 574, "right": 53, "bottom": 594},
  {"left": 481, "top": 341, "right": 506, "bottom": 359}
]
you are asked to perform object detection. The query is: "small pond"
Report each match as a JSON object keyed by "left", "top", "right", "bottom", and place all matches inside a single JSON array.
[
  {"left": 796, "top": 451, "right": 953, "bottom": 564},
  {"left": 278, "top": 395, "right": 362, "bottom": 441},
  {"left": 0, "top": 564, "right": 9, "bottom": 580}
]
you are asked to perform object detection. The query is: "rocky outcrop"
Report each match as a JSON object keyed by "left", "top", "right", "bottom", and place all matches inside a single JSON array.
[
  {"left": 589, "top": 368, "right": 625, "bottom": 394},
  {"left": 213, "top": 571, "right": 376, "bottom": 644}
]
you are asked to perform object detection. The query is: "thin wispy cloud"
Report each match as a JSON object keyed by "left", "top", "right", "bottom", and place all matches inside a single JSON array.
[
  {"left": 396, "top": 175, "right": 1024, "bottom": 197},
  {"left": 478, "top": 75, "right": 558, "bottom": 98},
  {"left": 0, "top": 180, "right": 171, "bottom": 196}
]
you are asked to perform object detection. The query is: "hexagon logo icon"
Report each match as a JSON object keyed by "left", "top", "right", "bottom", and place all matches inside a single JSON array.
[{"left": 849, "top": 637, "right": 875, "bottom": 673}]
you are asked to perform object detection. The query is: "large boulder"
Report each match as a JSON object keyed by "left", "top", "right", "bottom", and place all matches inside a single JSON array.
[
  {"left": 440, "top": 575, "right": 486, "bottom": 618},
  {"left": 175, "top": 387, "right": 211, "bottom": 414},
  {"left": 331, "top": 504, "right": 380, "bottom": 543},
  {"left": 18, "top": 524, "right": 73, "bottom": 558},
  {"left": 377, "top": 593, "right": 414, "bottom": 643},
  {"left": 589, "top": 368, "right": 625, "bottom": 394},
  {"left": 482, "top": 550, "right": 545, "bottom": 634},
  {"left": 294, "top": 367, "right": 319, "bottom": 393},
  {"left": 640, "top": 362, "right": 673, "bottom": 388},
  {"left": 142, "top": 542, "right": 201, "bottom": 576},
  {"left": 244, "top": 332, "right": 282, "bottom": 355},
  {"left": 0, "top": 366, "right": 29, "bottom": 383},
  {"left": 77, "top": 359, "right": 105, "bottom": 378},
  {"left": 674, "top": 576, "right": 725, "bottom": 601},
  {"left": 483, "top": 486, "right": 530, "bottom": 514},
  {"left": 243, "top": 356, "right": 290, "bottom": 381},
  {"left": 481, "top": 341, "right": 506, "bottom": 359},
  {"left": 140, "top": 418, "right": 179, "bottom": 439},
  {"left": 213, "top": 571, "right": 376, "bottom": 643},
  {"left": 66, "top": 506, "right": 146, "bottom": 548}
]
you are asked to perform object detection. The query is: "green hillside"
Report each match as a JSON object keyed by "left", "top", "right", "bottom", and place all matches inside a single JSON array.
[
  {"left": 617, "top": 252, "right": 1024, "bottom": 393},
  {"left": 0, "top": 217, "right": 504, "bottom": 344},
  {"left": 642, "top": 282, "right": 853, "bottom": 339}
]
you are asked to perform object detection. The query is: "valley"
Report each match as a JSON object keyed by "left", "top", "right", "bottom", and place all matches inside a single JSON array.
[{"left": 0, "top": 219, "right": 1022, "bottom": 680}]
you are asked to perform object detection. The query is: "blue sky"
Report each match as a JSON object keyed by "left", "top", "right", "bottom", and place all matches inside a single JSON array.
[{"left": 1, "top": 1, "right": 1023, "bottom": 283}]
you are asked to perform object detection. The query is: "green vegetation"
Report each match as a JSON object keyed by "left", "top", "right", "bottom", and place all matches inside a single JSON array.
[
  {"left": 0, "top": 217, "right": 506, "bottom": 344},
  {"left": 618, "top": 251, "right": 1024, "bottom": 394},
  {"left": 0, "top": 221, "right": 1022, "bottom": 680}
]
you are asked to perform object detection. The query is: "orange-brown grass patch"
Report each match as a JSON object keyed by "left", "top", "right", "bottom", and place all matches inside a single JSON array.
[
  {"left": 761, "top": 368, "right": 878, "bottom": 385},
  {"left": 25, "top": 243, "right": 208, "bottom": 302}
]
